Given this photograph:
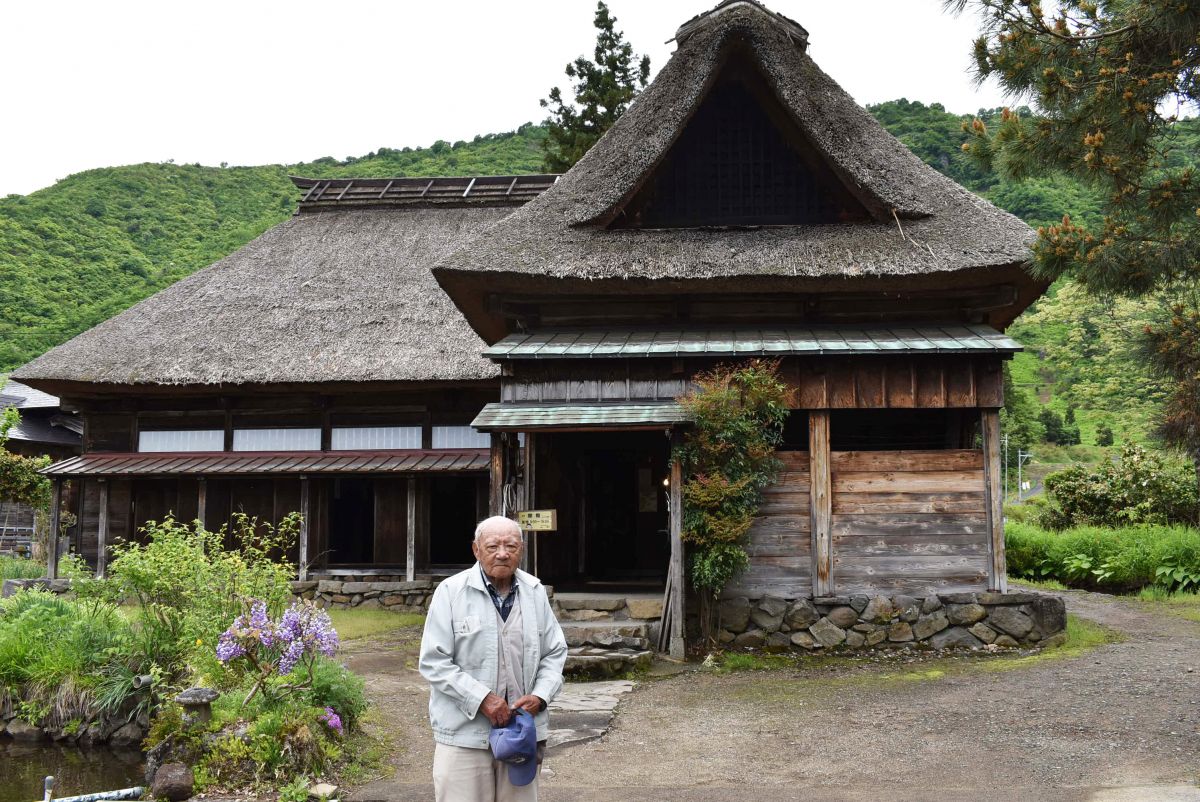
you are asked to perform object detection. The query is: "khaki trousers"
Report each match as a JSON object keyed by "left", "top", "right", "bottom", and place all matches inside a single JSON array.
[{"left": 432, "top": 742, "right": 540, "bottom": 802}]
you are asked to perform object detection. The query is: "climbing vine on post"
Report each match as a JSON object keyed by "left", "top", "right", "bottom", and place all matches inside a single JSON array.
[{"left": 675, "top": 360, "right": 789, "bottom": 641}]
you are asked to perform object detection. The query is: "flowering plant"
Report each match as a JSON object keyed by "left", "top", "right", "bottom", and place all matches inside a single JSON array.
[
  {"left": 216, "top": 598, "right": 340, "bottom": 706},
  {"left": 319, "top": 706, "right": 343, "bottom": 736}
]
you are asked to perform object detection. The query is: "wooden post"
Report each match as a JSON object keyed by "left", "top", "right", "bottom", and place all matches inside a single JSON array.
[
  {"left": 406, "top": 478, "right": 417, "bottom": 582},
  {"left": 522, "top": 432, "right": 536, "bottom": 574},
  {"left": 668, "top": 430, "right": 685, "bottom": 659},
  {"left": 47, "top": 478, "right": 62, "bottom": 580},
  {"left": 197, "top": 478, "right": 207, "bottom": 528},
  {"left": 489, "top": 433, "right": 504, "bottom": 516},
  {"left": 982, "top": 409, "right": 1007, "bottom": 592},
  {"left": 96, "top": 479, "right": 109, "bottom": 579},
  {"left": 298, "top": 477, "right": 309, "bottom": 581},
  {"left": 809, "top": 411, "right": 832, "bottom": 597}
]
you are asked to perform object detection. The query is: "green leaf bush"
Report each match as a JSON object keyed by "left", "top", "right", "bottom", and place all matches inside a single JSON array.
[
  {"left": 676, "top": 360, "right": 789, "bottom": 639},
  {"left": 1037, "top": 443, "right": 1199, "bottom": 530}
]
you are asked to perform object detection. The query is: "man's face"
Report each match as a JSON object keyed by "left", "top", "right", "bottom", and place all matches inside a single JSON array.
[{"left": 473, "top": 525, "right": 523, "bottom": 582}]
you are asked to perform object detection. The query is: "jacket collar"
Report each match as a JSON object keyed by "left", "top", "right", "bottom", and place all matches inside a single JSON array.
[{"left": 467, "top": 562, "right": 540, "bottom": 593}]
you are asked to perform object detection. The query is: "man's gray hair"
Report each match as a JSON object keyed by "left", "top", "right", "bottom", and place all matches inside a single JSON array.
[{"left": 474, "top": 515, "right": 522, "bottom": 543}]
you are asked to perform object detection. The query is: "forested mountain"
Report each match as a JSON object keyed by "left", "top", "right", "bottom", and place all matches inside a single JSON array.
[{"left": 3, "top": 105, "right": 1195, "bottom": 446}]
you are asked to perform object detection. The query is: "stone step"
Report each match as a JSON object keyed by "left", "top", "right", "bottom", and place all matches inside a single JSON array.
[
  {"left": 552, "top": 593, "right": 665, "bottom": 622},
  {"left": 559, "top": 620, "right": 651, "bottom": 649},
  {"left": 564, "top": 647, "right": 653, "bottom": 679}
]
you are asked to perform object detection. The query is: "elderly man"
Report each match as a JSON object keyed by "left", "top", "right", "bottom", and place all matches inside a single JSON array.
[{"left": 419, "top": 515, "right": 567, "bottom": 802}]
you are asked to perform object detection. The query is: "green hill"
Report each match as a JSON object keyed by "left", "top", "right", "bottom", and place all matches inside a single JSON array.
[
  {"left": 2, "top": 105, "right": 1192, "bottom": 448},
  {"left": 0, "top": 125, "right": 547, "bottom": 370}
]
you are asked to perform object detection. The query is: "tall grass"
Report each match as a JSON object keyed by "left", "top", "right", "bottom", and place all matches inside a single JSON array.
[
  {"left": 0, "top": 590, "right": 138, "bottom": 729},
  {"left": 1006, "top": 521, "right": 1200, "bottom": 592},
  {"left": 0, "top": 555, "right": 44, "bottom": 580}
]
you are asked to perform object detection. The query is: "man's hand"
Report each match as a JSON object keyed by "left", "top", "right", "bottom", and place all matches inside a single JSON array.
[
  {"left": 480, "top": 692, "right": 512, "bottom": 727},
  {"left": 512, "top": 694, "right": 544, "bottom": 715}
]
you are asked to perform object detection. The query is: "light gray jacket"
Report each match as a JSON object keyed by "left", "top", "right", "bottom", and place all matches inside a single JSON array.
[{"left": 418, "top": 564, "right": 567, "bottom": 748}]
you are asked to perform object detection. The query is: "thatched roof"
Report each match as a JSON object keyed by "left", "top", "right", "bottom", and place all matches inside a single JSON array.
[
  {"left": 14, "top": 199, "right": 523, "bottom": 389},
  {"left": 433, "top": 0, "right": 1039, "bottom": 333}
]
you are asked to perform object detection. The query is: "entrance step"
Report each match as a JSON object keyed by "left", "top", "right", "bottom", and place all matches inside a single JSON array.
[
  {"left": 552, "top": 592, "right": 664, "bottom": 622},
  {"left": 560, "top": 620, "right": 652, "bottom": 650},
  {"left": 564, "top": 647, "right": 653, "bottom": 679}
]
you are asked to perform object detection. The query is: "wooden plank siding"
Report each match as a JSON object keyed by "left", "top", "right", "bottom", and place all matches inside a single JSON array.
[
  {"left": 830, "top": 449, "right": 989, "bottom": 595},
  {"left": 725, "top": 451, "right": 812, "bottom": 598},
  {"left": 501, "top": 355, "right": 1004, "bottom": 410}
]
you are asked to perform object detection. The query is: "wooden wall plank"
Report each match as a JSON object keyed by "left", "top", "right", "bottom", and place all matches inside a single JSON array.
[
  {"left": 832, "top": 492, "right": 985, "bottom": 515},
  {"left": 976, "top": 360, "right": 1005, "bottom": 408},
  {"left": 914, "top": 363, "right": 946, "bottom": 408},
  {"left": 833, "top": 471, "right": 985, "bottom": 493},
  {"left": 946, "top": 362, "right": 976, "bottom": 407},
  {"left": 830, "top": 514, "right": 988, "bottom": 537},
  {"left": 885, "top": 361, "right": 917, "bottom": 408},
  {"left": 854, "top": 365, "right": 885, "bottom": 409},
  {"left": 831, "top": 450, "right": 983, "bottom": 472}
]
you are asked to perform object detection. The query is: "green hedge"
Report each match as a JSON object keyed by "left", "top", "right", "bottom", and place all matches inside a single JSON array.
[{"left": 1006, "top": 521, "right": 1200, "bottom": 592}]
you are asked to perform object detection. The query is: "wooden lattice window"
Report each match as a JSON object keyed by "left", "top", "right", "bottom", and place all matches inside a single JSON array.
[{"left": 615, "top": 57, "right": 870, "bottom": 228}]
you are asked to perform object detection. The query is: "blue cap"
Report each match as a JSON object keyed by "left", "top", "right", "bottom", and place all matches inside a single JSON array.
[{"left": 488, "top": 709, "right": 538, "bottom": 787}]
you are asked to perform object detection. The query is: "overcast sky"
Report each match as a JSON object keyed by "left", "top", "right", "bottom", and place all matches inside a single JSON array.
[{"left": 0, "top": 0, "right": 1013, "bottom": 198}]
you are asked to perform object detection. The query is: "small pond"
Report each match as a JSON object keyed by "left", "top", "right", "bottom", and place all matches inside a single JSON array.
[{"left": 0, "top": 741, "right": 144, "bottom": 802}]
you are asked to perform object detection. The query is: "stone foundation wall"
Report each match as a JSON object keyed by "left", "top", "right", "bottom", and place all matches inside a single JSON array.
[
  {"left": 1, "top": 577, "right": 71, "bottom": 598},
  {"left": 294, "top": 579, "right": 434, "bottom": 611},
  {"left": 717, "top": 591, "right": 1067, "bottom": 651}
]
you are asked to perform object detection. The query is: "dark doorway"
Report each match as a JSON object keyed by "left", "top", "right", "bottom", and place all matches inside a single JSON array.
[
  {"left": 430, "top": 476, "right": 482, "bottom": 566},
  {"left": 582, "top": 446, "right": 670, "bottom": 582},
  {"left": 530, "top": 431, "right": 671, "bottom": 587},
  {"left": 330, "top": 477, "right": 374, "bottom": 564}
]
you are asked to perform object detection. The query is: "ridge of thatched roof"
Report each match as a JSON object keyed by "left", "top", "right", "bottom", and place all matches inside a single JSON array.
[
  {"left": 432, "top": 1, "right": 1037, "bottom": 310},
  {"left": 14, "top": 205, "right": 515, "bottom": 388},
  {"left": 292, "top": 175, "right": 559, "bottom": 213}
]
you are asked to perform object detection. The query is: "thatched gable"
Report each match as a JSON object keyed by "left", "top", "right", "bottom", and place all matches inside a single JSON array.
[
  {"left": 14, "top": 201, "right": 519, "bottom": 389},
  {"left": 433, "top": 0, "right": 1040, "bottom": 337}
]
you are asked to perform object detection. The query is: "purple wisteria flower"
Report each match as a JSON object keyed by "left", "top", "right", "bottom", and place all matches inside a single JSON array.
[
  {"left": 274, "top": 601, "right": 340, "bottom": 675},
  {"left": 215, "top": 600, "right": 279, "bottom": 664},
  {"left": 320, "top": 706, "right": 343, "bottom": 735}
]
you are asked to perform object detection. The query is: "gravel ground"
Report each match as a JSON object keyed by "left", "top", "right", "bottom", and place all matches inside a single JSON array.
[{"left": 347, "top": 587, "right": 1200, "bottom": 801}]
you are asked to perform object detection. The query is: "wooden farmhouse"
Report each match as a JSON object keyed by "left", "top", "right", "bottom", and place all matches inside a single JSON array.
[{"left": 14, "top": 0, "right": 1044, "bottom": 653}]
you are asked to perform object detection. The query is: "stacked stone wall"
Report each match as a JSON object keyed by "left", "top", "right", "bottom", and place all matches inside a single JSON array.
[
  {"left": 294, "top": 579, "right": 434, "bottom": 611},
  {"left": 717, "top": 591, "right": 1067, "bottom": 651}
]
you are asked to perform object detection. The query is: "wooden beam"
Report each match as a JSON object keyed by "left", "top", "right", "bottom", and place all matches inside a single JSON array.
[
  {"left": 97, "top": 479, "right": 109, "bottom": 579},
  {"left": 809, "top": 411, "right": 832, "bottom": 597},
  {"left": 47, "top": 478, "right": 62, "bottom": 580},
  {"left": 528, "top": 432, "right": 542, "bottom": 576},
  {"left": 406, "top": 478, "right": 417, "bottom": 582},
  {"left": 668, "top": 430, "right": 685, "bottom": 659},
  {"left": 489, "top": 433, "right": 504, "bottom": 515},
  {"left": 982, "top": 409, "right": 1007, "bottom": 592},
  {"left": 298, "top": 477, "right": 310, "bottom": 581},
  {"left": 197, "top": 478, "right": 207, "bottom": 529}
]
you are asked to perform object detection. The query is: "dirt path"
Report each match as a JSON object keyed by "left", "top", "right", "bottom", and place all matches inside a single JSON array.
[{"left": 347, "top": 589, "right": 1200, "bottom": 801}]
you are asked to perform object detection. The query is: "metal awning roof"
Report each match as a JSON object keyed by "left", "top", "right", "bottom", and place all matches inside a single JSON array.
[
  {"left": 483, "top": 325, "right": 1021, "bottom": 360},
  {"left": 42, "top": 449, "right": 490, "bottom": 477},
  {"left": 472, "top": 402, "right": 688, "bottom": 431}
]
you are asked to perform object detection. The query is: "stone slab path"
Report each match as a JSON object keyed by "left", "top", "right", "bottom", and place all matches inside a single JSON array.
[
  {"left": 345, "top": 588, "right": 1200, "bottom": 801},
  {"left": 545, "top": 680, "right": 635, "bottom": 749}
]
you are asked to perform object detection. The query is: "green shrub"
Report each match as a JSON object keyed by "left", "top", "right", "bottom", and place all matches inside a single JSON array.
[
  {"left": 1038, "top": 443, "right": 1199, "bottom": 530},
  {"left": 1006, "top": 521, "right": 1200, "bottom": 592},
  {"left": 0, "top": 555, "right": 43, "bottom": 581},
  {"left": 104, "top": 513, "right": 298, "bottom": 687}
]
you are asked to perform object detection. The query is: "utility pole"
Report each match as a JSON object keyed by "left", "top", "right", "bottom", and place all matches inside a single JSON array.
[{"left": 1002, "top": 433, "right": 1010, "bottom": 501}]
